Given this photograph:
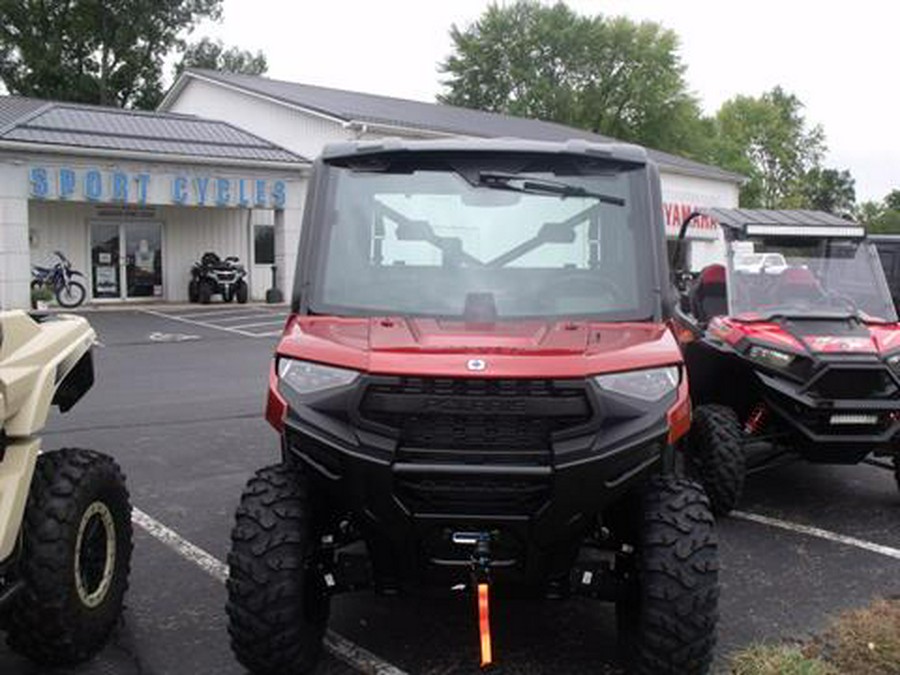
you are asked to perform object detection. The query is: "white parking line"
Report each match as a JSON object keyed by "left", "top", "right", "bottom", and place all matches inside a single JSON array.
[
  {"left": 139, "top": 308, "right": 275, "bottom": 338},
  {"left": 176, "top": 308, "right": 268, "bottom": 319},
  {"left": 733, "top": 510, "right": 900, "bottom": 561},
  {"left": 131, "top": 507, "right": 409, "bottom": 675},
  {"left": 228, "top": 319, "right": 288, "bottom": 330},
  {"left": 204, "top": 313, "right": 285, "bottom": 324}
]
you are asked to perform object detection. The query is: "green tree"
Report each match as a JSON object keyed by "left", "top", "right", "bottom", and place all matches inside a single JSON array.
[
  {"left": 867, "top": 211, "right": 900, "bottom": 234},
  {"left": 438, "top": 1, "right": 709, "bottom": 159},
  {"left": 884, "top": 189, "right": 900, "bottom": 212},
  {"left": 798, "top": 167, "right": 855, "bottom": 214},
  {"left": 712, "top": 87, "right": 826, "bottom": 208},
  {"left": 858, "top": 192, "right": 900, "bottom": 234},
  {"left": 856, "top": 199, "right": 885, "bottom": 225},
  {"left": 176, "top": 37, "right": 267, "bottom": 77},
  {"left": 0, "top": 0, "right": 222, "bottom": 109}
]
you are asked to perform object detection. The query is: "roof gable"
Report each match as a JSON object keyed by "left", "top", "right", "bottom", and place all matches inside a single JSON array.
[
  {"left": 165, "top": 68, "right": 744, "bottom": 184},
  {"left": 0, "top": 96, "right": 306, "bottom": 164}
]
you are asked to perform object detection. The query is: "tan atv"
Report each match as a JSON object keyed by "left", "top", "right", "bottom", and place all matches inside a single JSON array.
[{"left": 0, "top": 310, "right": 132, "bottom": 664}]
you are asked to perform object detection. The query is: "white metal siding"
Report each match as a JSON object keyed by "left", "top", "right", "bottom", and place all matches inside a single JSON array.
[
  {"left": 168, "top": 79, "right": 347, "bottom": 161},
  {"left": 161, "top": 205, "right": 251, "bottom": 301},
  {"left": 661, "top": 171, "right": 740, "bottom": 208},
  {"left": 29, "top": 201, "right": 255, "bottom": 302},
  {"left": 29, "top": 201, "right": 93, "bottom": 276}
]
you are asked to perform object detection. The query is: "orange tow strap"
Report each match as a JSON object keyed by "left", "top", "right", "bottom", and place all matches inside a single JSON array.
[{"left": 478, "top": 582, "right": 493, "bottom": 667}]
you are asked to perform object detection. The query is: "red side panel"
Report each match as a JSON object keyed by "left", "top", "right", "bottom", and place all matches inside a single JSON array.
[{"left": 708, "top": 317, "right": 806, "bottom": 351}]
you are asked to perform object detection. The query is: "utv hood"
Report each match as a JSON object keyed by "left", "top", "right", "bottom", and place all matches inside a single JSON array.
[
  {"left": 712, "top": 316, "right": 900, "bottom": 356},
  {"left": 276, "top": 316, "right": 682, "bottom": 378}
]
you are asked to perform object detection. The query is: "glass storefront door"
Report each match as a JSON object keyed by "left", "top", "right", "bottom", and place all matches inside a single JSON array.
[
  {"left": 124, "top": 223, "right": 162, "bottom": 298},
  {"left": 91, "top": 222, "right": 163, "bottom": 300},
  {"left": 90, "top": 223, "right": 121, "bottom": 299}
]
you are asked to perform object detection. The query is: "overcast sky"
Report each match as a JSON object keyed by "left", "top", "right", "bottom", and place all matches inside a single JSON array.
[{"left": 197, "top": 0, "right": 899, "bottom": 202}]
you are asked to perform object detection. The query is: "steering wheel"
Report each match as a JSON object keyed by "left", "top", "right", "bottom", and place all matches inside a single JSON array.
[{"left": 537, "top": 273, "right": 625, "bottom": 307}]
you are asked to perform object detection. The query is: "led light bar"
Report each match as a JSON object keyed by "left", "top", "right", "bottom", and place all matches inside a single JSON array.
[
  {"left": 745, "top": 225, "right": 865, "bottom": 238},
  {"left": 829, "top": 414, "right": 879, "bottom": 426}
]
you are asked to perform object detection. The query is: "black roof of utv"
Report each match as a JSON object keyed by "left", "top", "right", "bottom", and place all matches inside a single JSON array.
[
  {"left": 699, "top": 208, "right": 865, "bottom": 238},
  {"left": 320, "top": 137, "right": 651, "bottom": 164}
]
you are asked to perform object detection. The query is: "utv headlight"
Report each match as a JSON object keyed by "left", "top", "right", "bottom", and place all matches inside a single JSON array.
[
  {"left": 278, "top": 358, "right": 359, "bottom": 395},
  {"left": 747, "top": 345, "right": 794, "bottom": 369},
  {"left": 594, "top": 366, "right": 680, "bottom": 402},
  {"left": 887, "top": 354, "right": 900, "bottom": 372}
]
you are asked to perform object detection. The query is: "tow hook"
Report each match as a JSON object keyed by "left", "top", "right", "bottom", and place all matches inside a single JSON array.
[{"left": 452, "top": 532, "right": 495, "bottom": 668}]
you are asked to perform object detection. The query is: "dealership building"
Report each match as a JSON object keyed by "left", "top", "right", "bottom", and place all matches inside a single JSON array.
[{"left": 0, "top": 69, "right": 742, "bottom": 310}]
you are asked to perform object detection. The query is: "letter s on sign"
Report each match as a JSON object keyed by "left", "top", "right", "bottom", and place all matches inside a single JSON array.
[
  {"left": 30, "top": 168, "right": 48, "bottom": 198},
  {"left": 272, "top": 180, "right": 286, "bottom": 208}
]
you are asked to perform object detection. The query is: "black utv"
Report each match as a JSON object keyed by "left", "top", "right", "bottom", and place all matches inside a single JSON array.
[{"left": 188, "top": 252, "right": 249, "bottom": 304}]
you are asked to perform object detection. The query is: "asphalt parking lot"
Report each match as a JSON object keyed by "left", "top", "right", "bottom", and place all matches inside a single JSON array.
[{"left": 2, "top": 305, "right": 899, "bottom": 675}]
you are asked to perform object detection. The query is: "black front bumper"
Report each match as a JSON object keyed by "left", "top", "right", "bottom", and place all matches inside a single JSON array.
[
  {"left": 280, "top": 375, "right": 673, "bottom": 585},
  {"left": 757, "top": 361, "right": 900, "bottom": 461}
]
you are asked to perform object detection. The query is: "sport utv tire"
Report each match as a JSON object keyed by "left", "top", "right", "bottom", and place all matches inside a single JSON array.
[
  {"left": 188, "top": 280, "right": 199, "bottom": 303},
  {"left": 227, "top": 464, "right": 330, "bottom": 675},
  {"left": 198, "top": 279, "right": 214, "bottom": 304},
  {"left": 618, "top": 476, "right": 719, "bottom": 675},
  {"left": 6, "top": 448, "right": 132, "bottom": 666},
  {"left": 688, "top": 404, "right": 745, "bottom": 515},
  {"left": 235, "top": 280, "right": 249, "bottom": 304}
]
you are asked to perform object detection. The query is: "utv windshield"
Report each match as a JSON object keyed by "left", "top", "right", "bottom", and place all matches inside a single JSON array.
[
  {"left": 308, "top": 155, "right": 656, "bottom": 321},
  {"left": 727, "top": 237, "right": 898, "bottom": 322}
]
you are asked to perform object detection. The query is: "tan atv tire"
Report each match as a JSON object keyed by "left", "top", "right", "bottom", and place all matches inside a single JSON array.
[{"left": 6, "top": 448, "right": 132, "bottom": 665}]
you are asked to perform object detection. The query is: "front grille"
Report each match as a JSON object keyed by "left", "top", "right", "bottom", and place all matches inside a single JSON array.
[
  {"left": 808, "top": 368, "right": 898, "bottom": 400},
  {"left": 361, "top": 377, "right": 592, "bottom": 517},
  {"left": 394, "top": 475, "right": 550, "bottom": 515},
  {"left": 403, "top": 415, "right": 551, "bottom": 450},
  {"left": 360, "top": 377, "right": 593, "bottom": 452}
]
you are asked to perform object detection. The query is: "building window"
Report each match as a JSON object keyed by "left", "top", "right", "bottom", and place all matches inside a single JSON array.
[{"left": 254, "top": 224, "right": 274, "bottom": 265}]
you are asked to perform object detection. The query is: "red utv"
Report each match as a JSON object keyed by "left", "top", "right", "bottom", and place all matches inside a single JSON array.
[
  {"left": 674, "top": 209, "right": 900, "bottom": 514},
  {"left": 227, "top": 139, "right": 719, "bottom": 674}
]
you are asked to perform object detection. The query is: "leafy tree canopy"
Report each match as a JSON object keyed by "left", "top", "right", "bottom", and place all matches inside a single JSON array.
[
  {"left": 176, "top": 37, "right": 267, "bottom": 77},
  {"left": 711, "top": 86, "right": 827, "bottom": 208},
  {"left": 438, "top": 0, "right": 709, "bottom": 159},
  {"left": 798, "top": 167, "right": 855, "bottom": 214},
  {"left": 0, "top": 0, "right": 222, "bottom": 108},
  {"left": 857, "top": 192, "right": 900, "bottom": 234},
  {"left": 884, "top": 189, "right": 900, "bottom": 212}
]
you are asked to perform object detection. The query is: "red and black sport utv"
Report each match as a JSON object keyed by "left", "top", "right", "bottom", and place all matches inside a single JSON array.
[
  {"left": 674, "top": 209, "right": 900, "bottom": 514},
  {"left": 227, "top": 139, "right": 718, "bottom": 675}
]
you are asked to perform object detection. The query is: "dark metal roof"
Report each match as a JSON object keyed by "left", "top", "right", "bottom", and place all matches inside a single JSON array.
[
  {"left": 0, "top": 97, "right": 47, "bottom": 131},
  {"left": 321, "top": 137, "right": 649, "bottom": 164},
  {"left": 702, "top": 208, "right": 859, "bottom": 230},
  {"left": 0, "top": 96, "right": 306, "bottom": 164},
  {"left": 177, "top": 69, "right": 744, "bottom": 184}
]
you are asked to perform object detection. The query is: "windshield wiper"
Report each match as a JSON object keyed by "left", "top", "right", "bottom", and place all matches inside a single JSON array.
[{"left": 477, "top": 172, "right": 625, "bottom": 206}]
